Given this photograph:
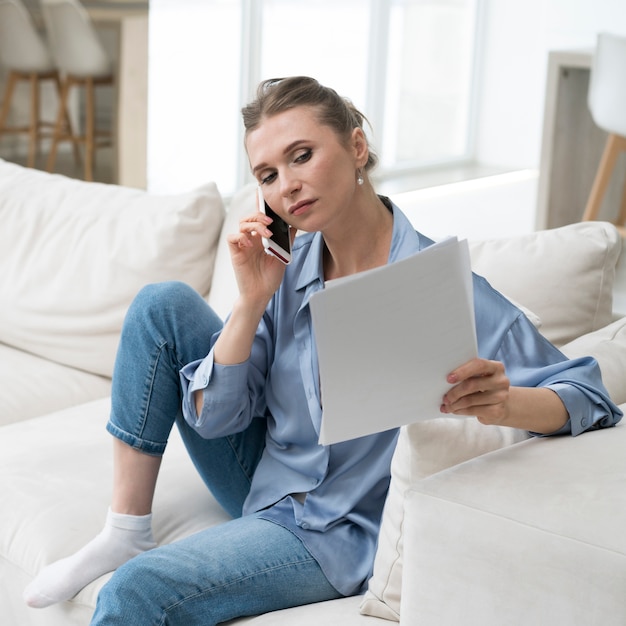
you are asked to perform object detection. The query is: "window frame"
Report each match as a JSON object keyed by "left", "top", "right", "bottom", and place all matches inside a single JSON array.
[{"left": 236, "top": 0, "right": 484, "bottom": 191}]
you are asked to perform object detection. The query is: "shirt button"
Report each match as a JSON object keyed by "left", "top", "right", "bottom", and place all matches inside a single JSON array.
[
  {"left": 581, "top": 417, "right": 589, "bottom": 428},
  {"left": 301, "top": 522, "right": 310, "bottom": 530}
]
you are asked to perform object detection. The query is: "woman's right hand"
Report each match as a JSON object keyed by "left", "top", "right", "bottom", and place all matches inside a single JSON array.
[
  {"left": 227, "top": 211, "right": 291, "bottom": 308},
  {"left": 210, "top": 211, "right": 292, "bottom": 370}
]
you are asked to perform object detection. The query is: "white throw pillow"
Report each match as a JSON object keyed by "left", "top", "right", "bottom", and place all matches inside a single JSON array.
[
  {"left": 0, "top": 160, "right": 225, "bottom": 377},
  {"left": 560, "top": 316, "right": 626, "bottom": 406},
  {"left": 469, "top": 221, "right": 621, "bottom": 347},
  {"left": 504, "top": 297, "right": 542, "bottom": 329},
  {"left": 360, "top": 420, "right": 528, "bottom": 621}
]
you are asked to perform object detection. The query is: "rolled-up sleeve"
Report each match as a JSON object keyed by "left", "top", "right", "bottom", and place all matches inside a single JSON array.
[
  {"left": 546, "top": 379, "right": 621, "bottom": 435},
  {"left": 472, "top": 273, "right": 622, "bottom": 437},
  {"left": 179, "top": 349, "right": 257, "bottom": 438},
  {"left": 490, "top": 312, "right": 623, "bottom": 436},
  {"left": 178, "top": 304, "right": 274, "bottom": 439}
]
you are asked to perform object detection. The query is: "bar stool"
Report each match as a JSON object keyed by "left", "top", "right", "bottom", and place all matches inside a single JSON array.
[
  {"left": 40, "top": 0, "right": 114, "bottom": 181},
  {"left": 582, "top": 32, "right": 626, "bottom": 236},
  {"left": 0, "top": 0, "right": 64, "bottom": 168}
]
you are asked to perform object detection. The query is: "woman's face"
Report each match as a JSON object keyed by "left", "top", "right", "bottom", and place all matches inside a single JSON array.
[{"left": 245, "top": 106, "right": 366, "bottom": 234}]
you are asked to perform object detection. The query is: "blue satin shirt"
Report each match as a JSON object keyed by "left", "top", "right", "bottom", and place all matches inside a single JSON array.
[{"left": 180, "top": 203, "right": 622, "bottom": 596}]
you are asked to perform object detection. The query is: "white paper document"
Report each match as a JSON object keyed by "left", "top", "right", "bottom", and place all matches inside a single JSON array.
[{"left": 310, "top": 237, "right": 477, "bottom": 445}]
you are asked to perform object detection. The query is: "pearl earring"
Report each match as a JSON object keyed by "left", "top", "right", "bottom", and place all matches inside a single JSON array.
[{"left": 357, "top": 169, "right": 364, "bottom": 186}]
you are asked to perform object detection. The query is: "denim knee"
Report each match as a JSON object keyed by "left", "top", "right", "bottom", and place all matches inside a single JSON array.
[
  {"left": 125, "top": 281, "right": 201, "bottom": 332},
  {"left": 108, "top": 281, "right": 222, "bottom": 455},
  {"left": 92, "top": 555, "right": 162, "bottom": 624},
  {"left": 118, "top": 280, "right": 221, "bottom": 368}
]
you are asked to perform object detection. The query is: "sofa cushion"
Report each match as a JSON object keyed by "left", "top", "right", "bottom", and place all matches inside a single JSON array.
[
  {"left": 468, "top": 221, "right": 621, "bottom": 347},
  {"left": 360, "top": 420, "right": 528, "bottom": 621},
  {"left": 0, "top": 159, "right": 225, "bottom": 377},
  {"left": 1, "top": 399, "right": 379, "bottom": 626},
  {"left": 0, "top": 398, "right": 232, "bottom": 626},
  {"left": 0, "top": 343, "right": 111, "bottom": 427}
]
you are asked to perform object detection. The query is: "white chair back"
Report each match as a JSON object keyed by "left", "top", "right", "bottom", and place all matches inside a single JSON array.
[
  {"left": 39, "top": 0, "right": 111, "bottom": 78},
  {"left": 0, "top": 0, "right": 55, "bottom": 73},
  {"left": 588, "top": 32, "right": 626, "bottom": 138}
]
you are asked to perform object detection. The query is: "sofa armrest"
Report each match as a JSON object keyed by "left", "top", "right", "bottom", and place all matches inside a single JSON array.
[
  {"left": 400, "top": 419, "right": 626, "bottom": 626},
  {"left": 360, "top": 420, "right": 529, "bottom": 621}
]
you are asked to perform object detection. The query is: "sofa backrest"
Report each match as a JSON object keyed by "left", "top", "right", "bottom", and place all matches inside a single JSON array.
[
  {"left": 212, "top": 186, "right": 622, "bottom": 349},
  {"left": 2, "top": 160, "right": 620, "bottom": 381}
]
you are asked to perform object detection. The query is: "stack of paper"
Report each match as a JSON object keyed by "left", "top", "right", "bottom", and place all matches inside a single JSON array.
[{"left": 310, "top": 237, "right": 477, "bottom": 445}]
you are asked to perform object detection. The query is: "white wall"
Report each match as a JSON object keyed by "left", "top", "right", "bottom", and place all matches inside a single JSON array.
[{"left": 474, "top": 0, "right": 626, "bottom": 170}]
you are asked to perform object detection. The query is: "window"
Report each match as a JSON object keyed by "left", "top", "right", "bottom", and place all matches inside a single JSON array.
[
  {"left": 148, "top": 0, "right": 481, "bottom": 195},
  {"left": 381, "top": 0, "right": 480, "bottom": 172}
]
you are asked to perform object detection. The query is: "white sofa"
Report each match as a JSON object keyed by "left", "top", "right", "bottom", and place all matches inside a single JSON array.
[{"left": 1, "top": 158, "right": 625, "bottom": 626}]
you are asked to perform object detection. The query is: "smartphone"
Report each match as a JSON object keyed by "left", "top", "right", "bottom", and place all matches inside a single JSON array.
[{"left": 257, "top": 187, "right": 292, "bottom": 264}]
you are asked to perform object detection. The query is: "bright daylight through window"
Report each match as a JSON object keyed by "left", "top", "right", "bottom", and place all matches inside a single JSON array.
[{"left": 147, "top": 0, "right": 480, "bottom": 196}]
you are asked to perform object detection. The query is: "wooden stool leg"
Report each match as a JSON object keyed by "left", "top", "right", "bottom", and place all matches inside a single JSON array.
[
  {"left": 617, "top": 166, "right": 626, "bottom": 230},
  {"left": 28, "top": 73, "right": 39, "bottom": 168},
  {"left": 0, "top": 72, "right": 19, "bottom": 135},
  {"left": 47, "top": 78, "right": 71, "bottom": 174},
  {"left": 53, "top": 73, "right": 81, "bottom": 167},
  {"left": 85, "top": 77, "right": 95, "bottom": 181},
  {"left": 583, "top": 134, "right": 622, "bottom": 222}
]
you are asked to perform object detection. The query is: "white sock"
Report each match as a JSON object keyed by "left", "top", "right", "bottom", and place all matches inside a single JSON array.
[{"left": 23, "top": 508, "right": 156, "bottom": 608}]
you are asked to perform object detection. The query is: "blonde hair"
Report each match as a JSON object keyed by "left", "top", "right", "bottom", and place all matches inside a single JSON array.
[{"left": 242, "top": 76, "right": 378, "bottom": 171}]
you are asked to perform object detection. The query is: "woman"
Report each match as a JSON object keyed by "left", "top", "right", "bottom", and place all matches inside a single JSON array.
[{"left": 24, "top": 76, "right": 622, "bottom": 624}]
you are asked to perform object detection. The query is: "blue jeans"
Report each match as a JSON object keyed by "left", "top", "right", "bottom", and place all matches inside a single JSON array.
[{"left": 93, "top": 282, "right": 341, "bottom": 625}]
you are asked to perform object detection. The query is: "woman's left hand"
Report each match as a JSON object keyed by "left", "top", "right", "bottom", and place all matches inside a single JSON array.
[{"left": 440, "top": 358, "right": 512, "bottom": 425}]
